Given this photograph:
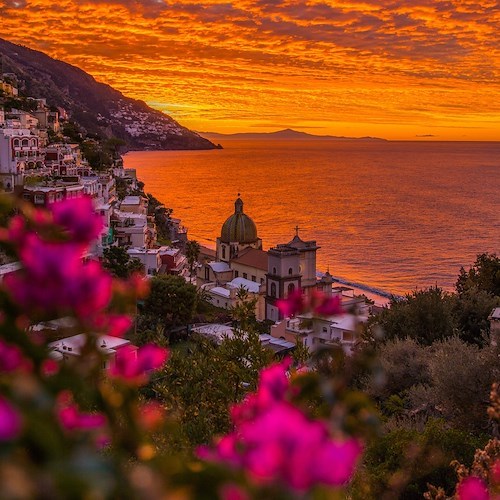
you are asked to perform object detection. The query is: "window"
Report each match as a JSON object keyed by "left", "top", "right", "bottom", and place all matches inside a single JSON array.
[
  {"left": 204, "top": 267, "right": 210, "bottom": 281},
  {"left": 322, "top": 327, "right": 327, "bottom": 333},
  {"left": 13, "top": 139, "right": 20, "bottom": 147},
  {"left": 270, "top": 283, "right": 277, "bottom": 297},
  {"left": 21, "top": 139, "right": 29, "bottom": 147},
  {"left": 287, "top": 283, "right": 295, "bottom": 295},
  {"left": 260, "top": 278, "right": 264, "bottom": 285},
  {"left": 288, "top": 267, "right": 293, "bottom": 275},
  {"left": 243, "top": 273, "right": 247, "bottom": 279},
  {"left": 235, "top": 271, "right": 239, "bottom": 278},
  {"left": 342, "top": 331, "right": 354, "bottom": 341},
  {"left": 222, "top": 245, "right": 226, "bottom": 259},
  {"left": 251, "top": 275, "right": 256, "bottom": 282},
  {"left": 34, "top": 194, "right": 45, "bottom": 204},
  {"left": 272, "top": 267, "right": 277, "bottom": 275}
]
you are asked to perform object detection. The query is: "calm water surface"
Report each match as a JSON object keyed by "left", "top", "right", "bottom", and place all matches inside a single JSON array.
[{"left": 124, "top": 140, "right": 500, "bottom": 296}]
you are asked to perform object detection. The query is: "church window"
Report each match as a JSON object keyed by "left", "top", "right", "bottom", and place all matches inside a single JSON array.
[
  {"left": 251, "top": 275, "right": 256, "bottom": 282},
  {"left": 272, "top": 267, "right": 277, "bottom": 275},
  {"left": 235, "top": 271, "right": 239, "bottom": 278},
  {"left": 204, "top": 267, "right": 210, "bottom": 281},
  {"left": 322, "top": 327, "right": 327, "bottom": 333},
  {"left": 260, "top": 278, "right": 264, "bottom": 285},
  {"left": 222, "top": 246, "right": 226, "bottom": 259},
  {"left": 288, "top": 267, "right": 293, "bottom": 275},
  {"left": 288, "top": 283, "right": 295, "bottom": 295},
  {"left": 243, "top": 273, "right": 247, "bottom": 279},
  {"left": 271, "top": 283, "right": 276, "bottom": 297}
]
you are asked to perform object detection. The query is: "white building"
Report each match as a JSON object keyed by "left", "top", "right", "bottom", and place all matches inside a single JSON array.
[
  {"left": 0, "top": 126, "right": 44, "bottom": 189},
  {"left": 48, "top": 334, "right": 134, "bottom": 366}
]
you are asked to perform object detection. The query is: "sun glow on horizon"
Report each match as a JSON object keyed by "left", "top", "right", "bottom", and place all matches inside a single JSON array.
[{"left": 1, "top": 0, "right": 499, "bottom": 140}]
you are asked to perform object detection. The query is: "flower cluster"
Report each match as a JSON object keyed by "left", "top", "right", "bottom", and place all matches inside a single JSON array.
[
  {"left": 109, "top": 344, "right": 169, "bottom": 385},
  {"left": 200, "top": 359, "right": 362, "bottom": 492},
  {"left": 276, "top": 289, "right": 343, "bottom": 318},
  {"left": 2, "top": 197, "right": 113, "bottom": 320}
]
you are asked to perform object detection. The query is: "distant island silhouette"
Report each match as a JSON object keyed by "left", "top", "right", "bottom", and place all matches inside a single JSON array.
[{"left": 198, "top": 128, "right": 387, "bottom": 141}]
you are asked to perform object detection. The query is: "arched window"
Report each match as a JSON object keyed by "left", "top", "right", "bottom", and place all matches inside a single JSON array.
[
  {"left": 21, "top": 139, "right": 29, "bottom": 147},
  {"left": 288, "top": 267, "right": 293, "bottom": 275},
  {"left": 288, "top": 283, "right": 295, "bottom": 295},
  {"left": 31, "top": 139, "right": 37, "bottom": 147},
  {"left": 272, "top": 267, "right": 277, "bottom": 275},
  {"left": 270, "top": 283, "right": 276, "bottom": 298},
  {"left": 13, "top": 139, "right": 20, "bottom": 147},
  {"left": 222, "top": 245, "right": 226, "bottom": 259}
]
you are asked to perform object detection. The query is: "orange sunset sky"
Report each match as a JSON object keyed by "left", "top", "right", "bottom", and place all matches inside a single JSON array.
[{"left": 1, "top": 0, "right": 499, "bottom": 140}]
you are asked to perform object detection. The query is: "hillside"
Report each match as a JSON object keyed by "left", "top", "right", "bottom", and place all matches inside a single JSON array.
[{"left": 0, "top": 38, "right": 219, "bottom": 150}]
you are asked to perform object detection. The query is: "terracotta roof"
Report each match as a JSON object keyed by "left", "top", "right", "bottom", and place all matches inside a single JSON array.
[{"left": 232, "top": 248, "right": 268, "bottom": 271}]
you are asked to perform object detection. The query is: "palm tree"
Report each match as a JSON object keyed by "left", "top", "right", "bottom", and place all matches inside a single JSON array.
[{"left": 186, "top": 239, "right": 201, "bottom": 281}]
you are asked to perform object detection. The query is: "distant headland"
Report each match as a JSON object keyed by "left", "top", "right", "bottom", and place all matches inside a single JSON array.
[{"left": 198, "top": 128, "right": 388, "bottom": 142}]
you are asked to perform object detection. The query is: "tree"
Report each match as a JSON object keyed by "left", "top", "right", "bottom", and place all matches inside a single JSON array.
[
  {"left": 369, "top": 287, "right": 458, "bottom": 345},
  {"left": 185, "top": 240, "right": 201, "bottom": 280},
  {"left": 139, "top": 275, "right": 197, "bottom": 331},
  {"left": 102, "top": 246, "right": 144, "bottom": 279},
  {"left": 452, "top": 287, "right": 500, "bottom": 345},
  {"left": 456, "top": 253, "right": 500, "bottom": 297},
  {"left": 152, "top": 329, "right": 272, "bottom": 448},
  {"left": 365, "top": 338, "right": 430, "bottom": 401},
  {"left": 407, "top": 337, "right": 498, "bottom": 432}
]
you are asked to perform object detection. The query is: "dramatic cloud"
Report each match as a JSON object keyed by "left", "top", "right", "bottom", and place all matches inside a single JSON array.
[{"left": 1, "top": 0, "right": 499, "bottom": 139}]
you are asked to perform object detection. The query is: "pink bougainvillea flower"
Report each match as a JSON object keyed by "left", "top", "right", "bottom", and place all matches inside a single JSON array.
[
  {"left": 56, "top": 394, "right": 107, "bottom": 432},
  {"left": 93, "top": 314, "right": 133, "bottom": 338},
  {"left": 0, "top": 215, "right": 27, "bottom": 246},
  {"left": 276, "top": 289, "right": 304, "bottom": 317},
  {"left": 314, "top": 438, "right": 364, "bottom": 486},
  {"left": 4, "top": 234, "right": 112, "bottom": 319},
  {"left": 138, "top": 401, "right": 165, "bottom": 431},
  {"left": 0, "top": 396, "right": 22, "bottom": 440},
  {"left": 457, "top": 476, "right": 489, "bottom": 500},
  {"left": 202, "top": 360, "right": 362, "bottom": 492},
  {"left": 0, "top": 339, "right": 26, "bottom": 373},
  {"left": 313, "top": 293, "right": 343, "bottom": 316},
  {"left": 219, "top": 483, "right": 250, "bottom": 500},
  {"left": 51, "top": 196, "right": 103, "bottom": 244},
  {"left": 41, "top": 359, "right": 59, "bottom": 377},
  {"left": 108, "top": 344, "right": 168, "bottom": 384}
]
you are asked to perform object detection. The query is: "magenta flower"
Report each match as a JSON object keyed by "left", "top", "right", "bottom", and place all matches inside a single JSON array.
[
  {"left": 108, "top": 344, "right": 169, "bottom": 384},
  {"left": 0, "top": 340, "right": 26, "bottom": 373},
  {"left": 202, "top": 360, "right": 362, "bottom": 492},
  {"left": 4, "top": 234, "right": 112, "bottom": 319},
  {"left": 457, "top": 477, "right": 489, "bottom": 500},
  {"left": 313, "top": 294, "right": 343, "bottom": 316},
  {"left": 58, "top": 403, "right": 107, "bottom": 432},
  {"left": 219, "top": 483, "right": 250, "bottom": 500},
  {"left": 51, "top": 196, "right": 103, "bottom": 244},
  {"left": 93, "top": 314, "right": 133, "bottom": 338},
  {"left": 276, "top": 289, "right": 304, "bottom": 317},
  {"left": 0, "top": 396, "right": 22, "bottom": 441}
]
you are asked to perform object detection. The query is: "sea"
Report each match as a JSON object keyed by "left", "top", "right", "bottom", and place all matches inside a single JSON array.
[{"left": 123, "top": 140, "right": 500, "bottom": 300}]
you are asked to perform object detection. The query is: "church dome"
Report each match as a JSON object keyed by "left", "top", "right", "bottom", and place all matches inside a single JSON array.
[{"left": 220, "top": 197, "right": 258, "bottom": 244}]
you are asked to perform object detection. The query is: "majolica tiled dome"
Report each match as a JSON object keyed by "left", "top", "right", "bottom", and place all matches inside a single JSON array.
[{"left": 220, "top": 197, "right": 258, "bottom": 244}]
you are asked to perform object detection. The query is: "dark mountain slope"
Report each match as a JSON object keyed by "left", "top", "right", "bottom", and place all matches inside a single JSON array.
[{"left": 0, "top": 37, "right": 218, "bottom": 150}]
